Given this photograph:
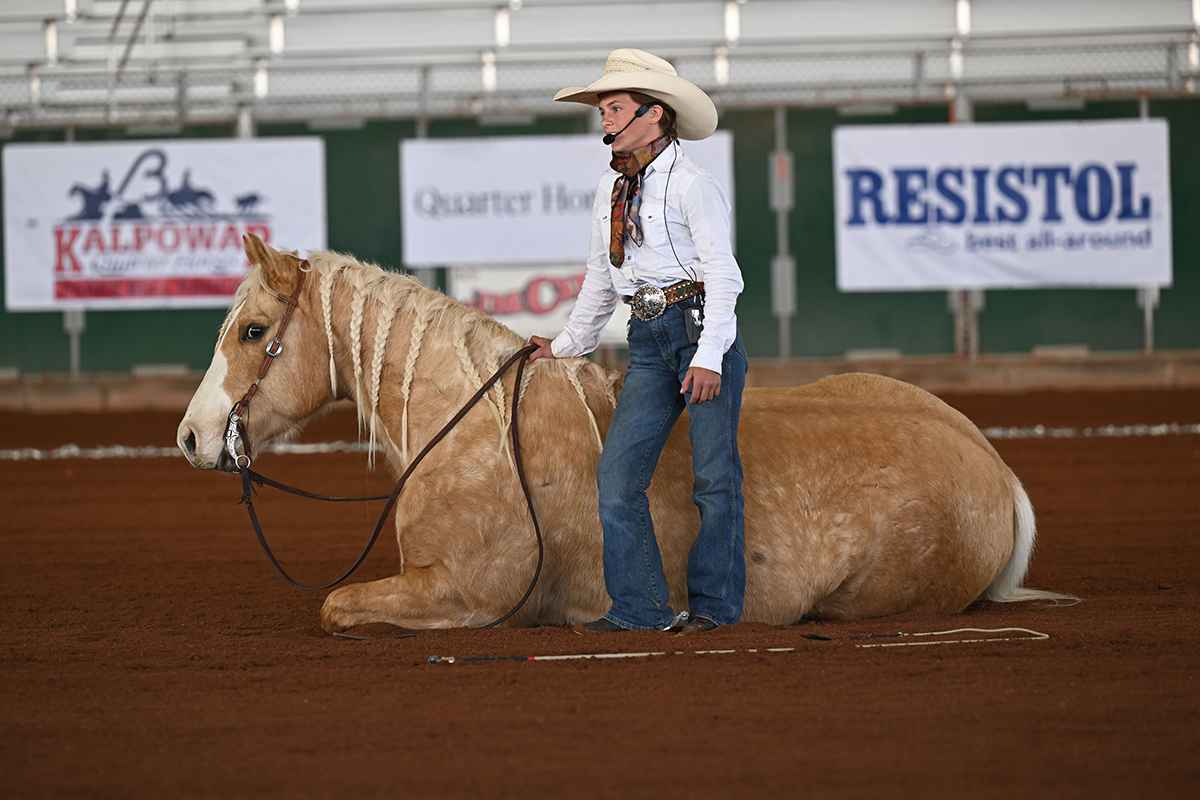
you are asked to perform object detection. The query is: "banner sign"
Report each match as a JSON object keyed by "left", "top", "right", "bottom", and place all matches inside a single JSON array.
[
  {"left": 401, "top": 132, "right": 733, "bottom": 267},
  {"left": 449, "top": 264, "right": 630, "bottom": 345},
  {"left": 833, "top": 119, "right": 1172, "bottom": 291},
  {"left": 3, "top": 138, "right": 325, "bottom": 311}
]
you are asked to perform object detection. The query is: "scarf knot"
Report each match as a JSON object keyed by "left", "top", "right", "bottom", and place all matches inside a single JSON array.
[{"left": 609, "top": 134, "right": 673, "bottom": 269}]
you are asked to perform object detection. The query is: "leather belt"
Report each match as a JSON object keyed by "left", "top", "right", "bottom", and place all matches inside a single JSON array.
[{"left": 624, "top": 280, "right": 705, "bottom": 322}]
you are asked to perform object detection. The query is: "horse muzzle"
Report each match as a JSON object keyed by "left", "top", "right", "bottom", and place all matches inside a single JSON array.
[
  {"left": 215, "top": 449, "right": 241, "bottom": 473},
  {"left": 177, "top": 421, "right": 245, "bottom": 472}
]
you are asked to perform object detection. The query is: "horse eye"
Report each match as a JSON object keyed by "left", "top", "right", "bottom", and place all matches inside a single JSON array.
[{"left": 242, "top": 324, "right": 267, "bottom": 342}]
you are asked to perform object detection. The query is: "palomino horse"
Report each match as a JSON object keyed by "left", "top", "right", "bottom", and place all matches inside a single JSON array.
[{"left": 178, "top": 235, "right": 1066, "bottom": 633}]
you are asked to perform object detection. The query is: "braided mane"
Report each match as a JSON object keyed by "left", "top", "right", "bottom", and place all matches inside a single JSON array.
[
  {"left": 227, "top": 249, "right": 613, "bottom": 469},
  {"left": 303, "top": 252, "right": 527, "bottom": 465}
]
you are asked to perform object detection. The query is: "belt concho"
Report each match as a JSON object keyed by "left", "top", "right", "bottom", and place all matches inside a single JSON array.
[{"left": 628, "top": 280, "right": 704, "bottom": 322}]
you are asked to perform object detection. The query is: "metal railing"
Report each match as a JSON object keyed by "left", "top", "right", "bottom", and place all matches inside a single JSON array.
[{"left": 2, "top": 30, "right": 1197, "bottom": 131}]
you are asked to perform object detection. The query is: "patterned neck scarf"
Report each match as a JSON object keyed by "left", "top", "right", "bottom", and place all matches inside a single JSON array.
[{"left": 608, "top": 133, "right": 674, "bottom": 268}]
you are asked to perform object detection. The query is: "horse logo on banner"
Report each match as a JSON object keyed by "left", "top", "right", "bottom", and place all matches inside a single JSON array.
[{"left": 54, "top": 147, "right": 272, "bottom": 301}]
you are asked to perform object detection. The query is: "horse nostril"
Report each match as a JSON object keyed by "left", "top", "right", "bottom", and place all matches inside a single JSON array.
[{"left": 183, "top": 429, "right": 197, "bottom": 458}]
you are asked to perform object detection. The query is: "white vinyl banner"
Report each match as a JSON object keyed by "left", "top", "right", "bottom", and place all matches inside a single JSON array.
[
  {"left": 401, "top": 132, "right": 734, "bottom": 267},
  {"left": 833, "top": 119, "right": 1172, "bottom": 291},
  {"left": 3, "top": 138, "right": 326, "bottom": 311},
  {"left": 449, "top": 264, "right": 630, "bottom": 345}
]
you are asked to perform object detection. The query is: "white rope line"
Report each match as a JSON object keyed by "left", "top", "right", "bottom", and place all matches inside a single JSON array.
[
  {"left": 983, "top": 422, "right": 1200, "bottom": 439},
  {"left": 527, "top": 651, "right": 666, "bottom": 662},
  {"left": 4, "top": 420, "right": 1197, "bottom": 462},
  {"left": 0, "top": 441, "right": 384, "bottom": 461},
  {"left": 691, "top": 648, "right": 799, "bottom": 655},
  {"left": 426, "top": 632, "right": 1048, "bottom": 664},
  {"left": 429, "top": 648, "right": 800, "bottom": 664},
  {"left": 855, "top": 627, "right": 1050, "bottom": 648}
]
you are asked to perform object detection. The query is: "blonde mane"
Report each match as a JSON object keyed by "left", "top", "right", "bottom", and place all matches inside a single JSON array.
[
  {"left": 227, "top": 249, "right": 610, "bottom": 468},
  {"left": 303, "top": 251, "right": 531, "bottom": 465}
]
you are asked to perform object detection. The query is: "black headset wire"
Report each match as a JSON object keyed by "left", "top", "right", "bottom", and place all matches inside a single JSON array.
[
  {"left": 618, "top": 113, "right": 703, "bottom": 313},
  {"left": 663, "top": 139, "right": 703, "bottom": 319}
]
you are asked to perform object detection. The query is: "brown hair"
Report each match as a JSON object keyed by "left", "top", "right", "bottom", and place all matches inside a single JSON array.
[{"left": 629, "top": 91, "right": 678, "bottom": 140}]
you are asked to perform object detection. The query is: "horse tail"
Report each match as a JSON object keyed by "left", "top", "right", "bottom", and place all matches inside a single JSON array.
[{"left": 982, "top": 479, "right": 1079, "bottom": 605}]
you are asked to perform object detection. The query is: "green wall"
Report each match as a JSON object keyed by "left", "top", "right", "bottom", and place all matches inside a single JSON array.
[
  {"left": 2, "top": 97, "right": 1197, "bottom": 374},
  {"left": 725, "top": 104, "right": 958, "bottom": 359},
  {"left": 728, "top": 98, "right": 1199, "bottom": 359},
  {"left": 969, "top": 99, "right": 1199, "bottom": 354}
]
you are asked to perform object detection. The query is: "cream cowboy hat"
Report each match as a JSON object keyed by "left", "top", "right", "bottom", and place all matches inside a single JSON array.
[{"left": 554, "top": 48, "right": 718, "bottom": 141}]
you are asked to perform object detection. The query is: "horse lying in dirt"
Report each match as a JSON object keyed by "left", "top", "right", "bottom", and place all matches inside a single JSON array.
[{"left": 177, "top": 235, "right": 1068, "bottom": 633}]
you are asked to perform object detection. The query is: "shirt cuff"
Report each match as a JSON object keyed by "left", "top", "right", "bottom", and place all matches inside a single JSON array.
[
  {"left": 550, "top": 332, "right": 580, "bottom": 359},
  {"left": 689, "top": 344, "right": 724, "bottom": 374}
]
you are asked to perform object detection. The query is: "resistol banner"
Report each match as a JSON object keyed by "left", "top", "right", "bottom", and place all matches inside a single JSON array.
[{"left": 833, "top": 119, "right": 1172, "bottom": 291}]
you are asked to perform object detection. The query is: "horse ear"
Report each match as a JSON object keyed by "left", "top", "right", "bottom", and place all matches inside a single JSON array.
[{"left": 243, "top": 233, "right": 297, "bottom": 293}]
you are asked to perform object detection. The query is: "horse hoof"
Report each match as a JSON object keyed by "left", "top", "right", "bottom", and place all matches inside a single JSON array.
[{"left": 319, "top": 593, "right": 352, "bottom": 635}]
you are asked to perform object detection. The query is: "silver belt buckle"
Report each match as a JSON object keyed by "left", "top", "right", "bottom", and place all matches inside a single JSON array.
[{"left": 630, "top": 285, "right": 668, "bottom": 321}]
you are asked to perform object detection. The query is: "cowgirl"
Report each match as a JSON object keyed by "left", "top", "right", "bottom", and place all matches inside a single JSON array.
[{"left": 529, "top": 49, "right": 747, "bottom": 635}]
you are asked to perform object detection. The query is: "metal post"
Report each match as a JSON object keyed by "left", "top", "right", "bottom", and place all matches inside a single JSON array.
[
  {"left": 416, "top": 64, "right": 431, "bottom": 139},
  {"left": 236, "top": 104, "right": 254, "bottom": 139},
  {"left": 948, "top": 90, "right": 981, "bottom": 360},
  {"left": 769, "top": 106, "right": 796, "bottom": 360},
  {"left": 413, "top": 65, "right": 436, "bottom": 289},
  {"left": 63, "top": 309, "right": 86, "bottom": 376},
  {"left": 947, "top": 289, "right": 984, "bottom": 361},
  {"left": 60, "top": 120, "right": 82, "bottom": 373},
  {"left": 1138, "top": 93, "right": 1156, "bottom": 355},
  {"left": 1137, "top": 286, "right": 1159, "bottom": 354}
]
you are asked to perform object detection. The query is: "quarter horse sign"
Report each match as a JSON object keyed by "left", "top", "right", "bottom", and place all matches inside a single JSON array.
[{"left": 177, "top": 235, "right": 1068, "bottom": 633}]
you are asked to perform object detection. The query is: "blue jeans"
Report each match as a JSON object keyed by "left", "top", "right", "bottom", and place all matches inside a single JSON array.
[{"left": 597, "top": 298, "right": 747, "bottom": 630}]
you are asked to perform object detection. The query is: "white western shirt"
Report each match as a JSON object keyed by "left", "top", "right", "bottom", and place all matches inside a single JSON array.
[{"left": 550, "top": 144, "right": 743, "bottom": 374}]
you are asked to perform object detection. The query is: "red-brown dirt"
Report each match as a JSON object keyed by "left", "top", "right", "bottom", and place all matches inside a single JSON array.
[{"left": 2, "top": 388, "right": 1198, "bottom": 799}]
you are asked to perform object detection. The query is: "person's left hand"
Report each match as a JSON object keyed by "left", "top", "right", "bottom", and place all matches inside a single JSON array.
[{"left": 681, "top": 367, "right": 721, "bottom": 404}]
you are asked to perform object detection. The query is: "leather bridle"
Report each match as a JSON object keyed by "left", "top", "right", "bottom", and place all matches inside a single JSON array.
[
  {"left": 224, "top": 264, "right": 308, "bottom": 471},
  {"left": 221, "top": 264, "right": 543, "bottom": 630}
]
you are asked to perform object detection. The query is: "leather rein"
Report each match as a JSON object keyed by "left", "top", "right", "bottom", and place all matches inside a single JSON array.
[{"left": 223, "top": 264, "right": 543, "bottom": 629}]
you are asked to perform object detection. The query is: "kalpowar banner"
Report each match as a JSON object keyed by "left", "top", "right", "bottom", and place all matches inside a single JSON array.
[{"left": 3, "top": 138, "right": 326, "bottom": 311}]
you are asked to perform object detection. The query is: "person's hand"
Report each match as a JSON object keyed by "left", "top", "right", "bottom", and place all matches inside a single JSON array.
[
  {"left": 681, "top": 367, "right": 721, "bottom": 404},
  {"left": 527, "top": 335, "right": 555, "bottom": 362}
]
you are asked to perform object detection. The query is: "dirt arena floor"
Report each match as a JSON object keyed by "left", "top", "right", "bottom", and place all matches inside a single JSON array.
[{"left": 2, "top": 386, "right": 1198, "bottom": 799}]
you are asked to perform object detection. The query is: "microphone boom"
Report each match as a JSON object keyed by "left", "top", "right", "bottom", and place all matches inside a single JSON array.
[{"left": 602, "top": 102, "right": 654, "bottom": 145}]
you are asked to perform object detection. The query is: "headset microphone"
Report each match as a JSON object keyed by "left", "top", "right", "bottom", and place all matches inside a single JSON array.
[{"left": 602, "top": 103, "right": 653, "bottom": 145}]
